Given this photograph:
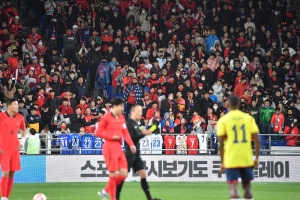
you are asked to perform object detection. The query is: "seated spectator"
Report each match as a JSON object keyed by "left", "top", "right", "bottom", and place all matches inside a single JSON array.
[
  {"left": 55, "top": 121, "right": 70, "bottom": 134},
  {"left": 40, "top": 125, "right": 51, "bottom": 149},
  {"left": 175, "top": 118, "right": 188, "bottom": 134},
  {"left": 3, "top": 78, "right": 16, "bottom": 100},
  {"left": 27, "top": 107, "right": 42, "bottom": 132},
  {"left": 70, "top": 107, "right": 85, "bottom": 132},
  {"left": 83, "top": 107, "right": 97, "bottom": 133},
  {"left": 51, "top": 108, "right": 65, "bottom": 131},
  {"left": 146, "top": 101, "right": 159, "bottom": 121},
  {"left": 284, "top": 121, "right": 299, "bottom": 146}
]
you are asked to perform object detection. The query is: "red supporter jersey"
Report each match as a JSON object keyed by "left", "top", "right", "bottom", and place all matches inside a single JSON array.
[
  {"left": 0, "top": 112, "right": 26, "bottom": 152},
  {"left": 187, "top": 135, "right": 199, "bottom": 154},
  {"left": 164, "top": 135, "right": 175, "bottom": 154},
  {"left": 95, "top": 113, "right": 134, "bottom": 147}
]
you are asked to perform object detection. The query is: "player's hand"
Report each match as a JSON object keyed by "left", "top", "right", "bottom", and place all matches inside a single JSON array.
[
  {"left": 254, "top": 158, "right": 259, "bottom": 168},
  {"left": 220, "top": 163, "right": 225, "bottom": 173},
  {"left": 112, "top": 134, "right": 121, "bottom": 140},
  {"left": 0, "top": 148, "right": 3, "bottom": 154},
  {"left": 130, "top": 145, "right": 136, "bottom": 154},
  {"left": 141, "top": 128, "right": 152, "bottom": 135}
]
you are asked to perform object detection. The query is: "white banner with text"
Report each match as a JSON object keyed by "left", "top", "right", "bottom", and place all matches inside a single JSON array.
[{"left": 46, "top": 155, "right": 299, "bottom": 182}]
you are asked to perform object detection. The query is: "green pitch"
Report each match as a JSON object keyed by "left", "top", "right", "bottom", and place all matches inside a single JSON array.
[{"left": 11, "top": 182, "right": 300, "bottom": 200}]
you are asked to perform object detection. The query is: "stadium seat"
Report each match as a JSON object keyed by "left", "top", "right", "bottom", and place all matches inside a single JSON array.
[
  {"left": 271, "top": 142, "right": 277, "bottom": 146},
  {"left": 276, "top": 141, "right": 287, "bottom": 146}
]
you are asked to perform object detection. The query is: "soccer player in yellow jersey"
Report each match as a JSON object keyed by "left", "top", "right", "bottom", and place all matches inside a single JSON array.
[{"left": 216, "top": 95, "right": 260, "bottom": 200}]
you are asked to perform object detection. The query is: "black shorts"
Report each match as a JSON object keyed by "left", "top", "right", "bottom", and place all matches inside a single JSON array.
[{"left": 125, "top": 151, "right": 145, "bottom": 173}]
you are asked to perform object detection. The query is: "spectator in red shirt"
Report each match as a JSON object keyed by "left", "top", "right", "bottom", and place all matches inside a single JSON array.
[
  {"left": 28, "top": 56, "right": 42, "bottom": 75},
  {"left": 4, "top": 33, "right": 19, "bottom": 49},
  {"left": 9, "top": 16, "right": 22, "bottom": 35},
  {"left": 234, "top": 76, "right": 248, "bottom": 98},
  {"left": 28, "top": 27, "right": 42, "bottom": 47},
  {"left": 284, "top": 121, "right": 299, "bottom": 146},
  {"left": 3, "top": 0, "right": 19, "bottom": 16},
  {"left": 101, "top": 29, "right": 113, "bottom": 52},
  {"left": 37, "top": 87, "right": 48, "bottom": 109},
  {"left": 7, "top": 50, "right": 19, "bottom": 71},
  {"left": 126, "top": 29, "right": 139, "bottom": 51},
  {"left": 146, "top": 101, "right": 159, "bottom": 121},
  {"left": 271, "top": 107, "right": 285, "bottom": 140},
  {"left": 1, "top": 61, "right": 12, "bottom": 79},
  {"left": 60, "top": 98, "right": 74, "bottom": 115},
  {"left": 76, "top": 97, "right": 88, "bottom": 112},
  {"left": 161, "top": 0, "right": 174, "bottom": 19}
]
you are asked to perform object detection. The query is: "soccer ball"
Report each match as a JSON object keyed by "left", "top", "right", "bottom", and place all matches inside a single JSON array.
[{"left": 33, "top": 193, "right": 47, "bottom": 200}]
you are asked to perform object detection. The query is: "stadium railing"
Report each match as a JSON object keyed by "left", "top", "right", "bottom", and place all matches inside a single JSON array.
[{"left": 19, "top": 133, "right": 300, "bottom": 155}]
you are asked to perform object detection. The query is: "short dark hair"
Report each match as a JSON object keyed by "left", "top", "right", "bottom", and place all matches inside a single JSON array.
[
  {"left": 30, "top": 128, "right": 36, "bottom": 135},
  {"left": 6, "top": 98, "right": 18, "bottom": 106},
  {"left": 228, "top": 95, "right": 240, "bottom": 108},
  {"left": 130, "top": 104, "right": 141, "bottom": 111},
  {"left": 110, "top": 97, "right": 124, "bottom": 107}
]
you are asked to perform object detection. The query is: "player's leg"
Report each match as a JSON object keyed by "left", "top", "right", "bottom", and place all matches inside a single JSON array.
[
  {"left": 136, "top": 157, "right": 161, "bottom": 200},
  {"left": 241, "top": 167, "right": 254, "bottom": 200},
  {"left": 138, "top": 169, "right": 153, "bottom": 200},
  {"left": 117, "top": 152, "right": 130, "bottom": 185},
  {"left": 241, "top": 182, "right": 253, "bottom": 200},
  {"left": 228, "top": 184, "right": 240, "bottom": 200},
  {"left": 1, "top": 171, "right": 10, "bottom": 200},
  {"left": 225, "top": 168, "right": 240, "bottom": 199},
  {"left": 116, "top": 154, "right": 134, "bottom": 200},
  {"left": 1, "top": 153, "right": 12, "bottom": 199},
  {"left": 99, "top": 147, "right": 119, "bottom": 200},
  {"left": 7, "top": 151, "right": 21, "bottom": 199},
  {"left": 6, "top": 172, "right": 15, "bottom": 199}
]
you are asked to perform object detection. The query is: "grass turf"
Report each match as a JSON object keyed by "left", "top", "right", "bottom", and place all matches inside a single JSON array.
[{"left": 11, "top": 182, "right": 300, "bottom": 200}]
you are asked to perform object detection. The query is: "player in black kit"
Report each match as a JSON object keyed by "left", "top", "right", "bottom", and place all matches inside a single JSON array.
[{"left": 116, "top": 104, "right": 161, "bottom": 200}]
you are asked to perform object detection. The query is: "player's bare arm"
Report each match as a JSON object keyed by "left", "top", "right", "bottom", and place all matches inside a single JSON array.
[
  {"left": 19, "top": 128, "right": 26, "bottom": 150},
  {"left": 218, "top": 135, "right": 225, "bottom": 173},
  {"left": 252, "top": 132, "right": 261, "bottom": 168}
]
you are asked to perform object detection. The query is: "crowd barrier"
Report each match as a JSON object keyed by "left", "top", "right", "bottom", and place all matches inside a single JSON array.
[{"left": 9, "top": 155, "right": 300, "bottom": 183}]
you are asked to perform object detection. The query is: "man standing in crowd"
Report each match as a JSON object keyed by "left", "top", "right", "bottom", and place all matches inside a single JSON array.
[
  {"left": 260, "top": 100, "right": 275, "bottom": 141},
  {"left": 63, "top": 29, "right": 78, "bottom": 63}
]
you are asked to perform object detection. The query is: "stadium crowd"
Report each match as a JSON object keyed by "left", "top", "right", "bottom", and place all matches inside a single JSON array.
[{"left": 0, "top": 0, "right": 299, "bottom": 149}]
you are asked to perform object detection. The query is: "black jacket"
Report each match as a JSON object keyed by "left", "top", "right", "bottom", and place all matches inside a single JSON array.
[
  {"left": 125, "top": 119, "right": 144, "bottom": 154},
  {"left": 70, "top": 114, "right": 85, "bottom": 132},
  {"left": 50, "top": 81, "right": 62, "bottom": 97},
  {"left": 87, "top": 50, "right": 102, "bottom": 70},
  {"left": 161, "top": 99, "right": 178, "bottom": 115},
  {"left": 46, "top": 96, "right": 60, "bottom": 115}
]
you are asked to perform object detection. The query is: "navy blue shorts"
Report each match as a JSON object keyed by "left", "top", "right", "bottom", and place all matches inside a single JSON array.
[{"left": 225, "top": 167, "right": 254, "bottom": 184}]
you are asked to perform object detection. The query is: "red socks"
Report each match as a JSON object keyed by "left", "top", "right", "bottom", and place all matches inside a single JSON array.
[
  {"left": 1, "top": 177, "right": 8, "bottom": 198},
  {"left": 105, "top": 175, "right": 126, "bottom": 200},
  {"left": 7, "top": 178, "right": 14, "bottom": 198},
  {"left": 115, "top": 175, "right": 126, "bottom": 186},
  {"left": 107, "top": 176, "right": 117, "bottom": 200}
]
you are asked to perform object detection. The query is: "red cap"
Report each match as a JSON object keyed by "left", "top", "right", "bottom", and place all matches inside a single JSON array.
[
  {"left": 197, "top": 83, "right": 203, "bottom": 86},
  {"left": 278, "top": 29, "right": 282, "bottom": 33}
]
